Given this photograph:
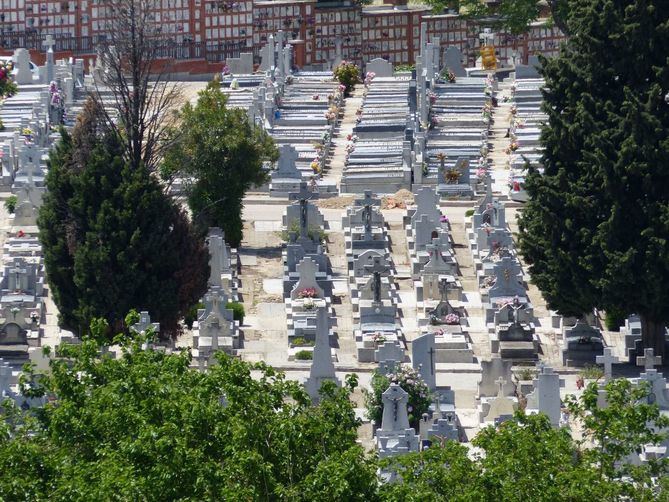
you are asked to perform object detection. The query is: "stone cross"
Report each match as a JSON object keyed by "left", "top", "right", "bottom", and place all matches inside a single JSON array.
[
  {"left": 637, "top": 348, "right": 662, "bottom": 372},
  {"left": 355, "top": 190, "right": 380, "bottom": 208},
  {"left": 276, "top": 144, "right": 300, "bottom": 178},
  {"left": 364, "top": 257, "right": 388, "bottom": 304},
  {"left": 43, "top": 35, "right": 55, "bottom": 83},
  {"left": 8, "top": 260, "right": 28, "bottom": 292},
  {"left": 207, "top": 230, "right": 224, "bottom": 288},
  {"left": 375, "top": 341, "right": 404, "bottom": 370},
  {"left": 42, "top": 35, "right": 56, "bottom": 52},
  {"left": 305, "top": 306, "right": 339, "bottom": 401},
  {"left": 596, "top": 347, "right": 620, "bottom": 382},
  {"left": 131, "top": 311, "right": 160, "bottom": 336}
]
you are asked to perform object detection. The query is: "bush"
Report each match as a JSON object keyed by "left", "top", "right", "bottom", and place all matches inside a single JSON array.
[
  {"left": 333, "top": 61, "right": 360, "bottom": 95},
  {"left": 515, "top": 367, "right": 537, "bottom": 381},
  {"left": 465, "top": 209, "right": 475, "bottom": 218},
  {"left": 184, "top": 301, "right": 205, "bottom": 329},
  {"left": 278, "top": 219, "right": 326, "bottom": 243},
  {"left": 580, "top": 364, "right": 604, "bottom": 381},
  {"left": 292, "top": 337, "right": 314, "bottom": 347},
  {"left": 295, "top": 350, "right": 313, "bottom": 360},
  {"left": 226, "top": 301, "right": 245, "bottom": 324},
  {"left": 4, "top": 195, "right": 17, "bottom": 214},
  {"left": 604, "top": 306, "right": 626, "bottom": 332},
  {"left": 364, "top": 368, "right": 431, "bottom": 430}
]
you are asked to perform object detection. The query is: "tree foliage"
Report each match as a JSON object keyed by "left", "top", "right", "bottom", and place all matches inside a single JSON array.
[
  {"left": 424, "top": 0, "right": 569, "bottom": 36},
  {"left": 518, "top": 0, "right": 669, "bottom": 356},
  {"left": 38, "top": 100, "right": 208, "bottom": 337},
  {"left": 381, "top": 380, "right": 669, "bottom": 501},
  {"left": 0, "top": 338, "right": 667, "bottom": 501},
  {"left": 162, "top": 80, "right": 278, "bottom": 247},
  {"left": 0, "top": 334, "right": 377, "bottom": 500}
]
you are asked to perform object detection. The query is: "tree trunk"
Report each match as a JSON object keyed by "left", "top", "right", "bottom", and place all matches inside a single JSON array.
[
  {"left": 547, "top": 0, "right": 570, "bottom": 36},
  {"left": 640, "top": 314, "right": 666, "bottom": 361}
]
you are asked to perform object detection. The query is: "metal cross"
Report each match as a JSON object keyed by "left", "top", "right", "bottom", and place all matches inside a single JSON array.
[{"left": 364, "top": 257, "right": 387, "bottom": 304}]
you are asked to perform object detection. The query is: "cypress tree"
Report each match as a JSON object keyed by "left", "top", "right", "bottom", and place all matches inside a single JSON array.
[
  {"left": 39, "top": 100, "right": 208, "bottom": 337},
  {"left": 518, "top": 0, "right": 669, "bottom": 356}
]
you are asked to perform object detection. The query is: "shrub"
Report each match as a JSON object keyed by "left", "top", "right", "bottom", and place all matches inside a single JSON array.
[
  {"left": 465, "top": 209, "right": 475, "bottom": 218},
  {"left": 226, "top": 301, "right": 245, "bottom": 324},
  {"left": 292, "top": 337, "right": 314, "bottom": 347},
  {"left": 4, "top": 195, "right": 17, "bottom": 214},
  {"left": 333, "top": 61, "right": 360, "bottom": 95},
  {"left": 295, "top": 350, "right": 313, "bottom": 360},
  {"left": 184, "top": 301, "right": 205, "bottom": 329},
  {"left": 515, "top": 367, "right": 537, "bottom": 381},
  {"left": 604, "top": 307, "right": 626, "bottom": 332},
  {"left": 580, "top": 364, "right": 604, "bottom": 381}
]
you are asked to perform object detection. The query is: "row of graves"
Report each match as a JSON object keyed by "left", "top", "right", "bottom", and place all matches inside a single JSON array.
[
  {"left": 280, "top": 184, "right": 337, "bottom": 380},
  {"left": 341, "top": 190, "right": 405, "bottom": 364},
  {"left": 218, "top": 32, "right": 342, "bottom": 198},
  {"left": 340, "top": 58, "right": 413, "bottom": 194},
  {"left": 190, "top": 228, "right": 242, "bottom": 370},
  {"left": 410, "top": 26, "right": 491, "bottom": 200},
  {"left": 405, "top": 186, "right": 474, "bottom": 364},
  {"left": 466, "top": 181, "right": 541, "bottom": 361},
  {"left": 506, "top": 57, "right": 545, "bottom": 203},
  {"left": 0, "top": 42, "right": 86, "bottom": 406}
]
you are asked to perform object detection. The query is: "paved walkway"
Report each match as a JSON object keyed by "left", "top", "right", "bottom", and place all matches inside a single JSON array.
[{"left": 321, "top": 86, "right": 364, "bottom": 188}]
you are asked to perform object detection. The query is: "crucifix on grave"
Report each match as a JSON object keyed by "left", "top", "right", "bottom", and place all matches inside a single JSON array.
[
  {"left": 438, "top": 277, "right": 450, "bottom": 302},
  {"left": 509, "top": 296, "right": 525, "bottom": 325},
  {"left": 289, "top": 182, "right": 318, "bottom": 239},
  {"left": 364, "top": 256, "right": 388, "bottom": 305},
  {"left": 637, "top": 348, "right": 662, "bottom": 372},
  {"left": 596, "top": 347, "right": 620, "bottom": 382},
  {"left": 495, "top": 376, "right": 507, "bottom": 396},
  {"left": 355, "top": 190, "right": 380, "bottom": 238}
]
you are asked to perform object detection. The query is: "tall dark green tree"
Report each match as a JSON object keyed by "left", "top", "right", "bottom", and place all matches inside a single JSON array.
[
  {"left": 38, "top": 99, "right": 208, "bottom": 337},
  {"left": 518, "top": 0, "right": 669, "bottom": 357},
  {"left": 162, "top": 80, "right": 278, "bottom": 247}
]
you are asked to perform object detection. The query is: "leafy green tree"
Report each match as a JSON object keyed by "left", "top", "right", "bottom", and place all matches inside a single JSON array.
[
  {"left": 518, "top": 0, "right": 669, "bottom": 357},
  {"left": 0, "top": 331, "right": 378, "bottom": 500},
  {"left": 162, "top": 80, "right": 278, "bottom": 247},
  {"left": 566, "top": 379, "right": 669, "bottom": 499},
  {"left": 381, "top": 380, "right": 669, "bottom": 501},
  {"left": 424, "top": 0, "right": 570, "bottom": 36},
  {"left": 38, "top": 99, "right": 208, "bottom": 337}
]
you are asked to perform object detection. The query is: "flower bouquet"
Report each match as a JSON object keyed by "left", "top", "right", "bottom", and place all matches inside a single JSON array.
[
  {"left": 444, "top": 313, "right": 460, "bottom": 325},
  {"left": 297, "top": 287, "right": 318, "bottom": 299},
  {"left": 0, "top": 61, "right": 17, "bottom": 99}
]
